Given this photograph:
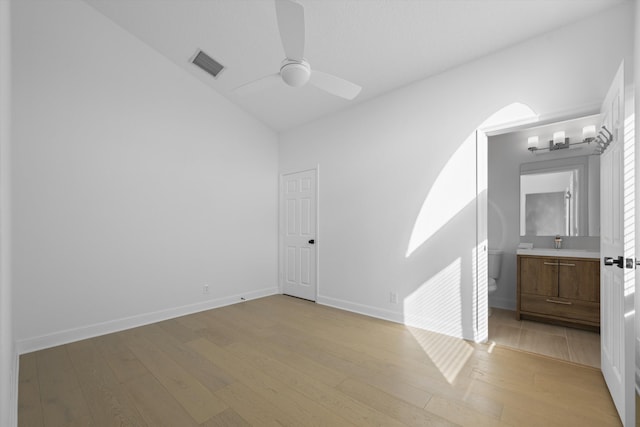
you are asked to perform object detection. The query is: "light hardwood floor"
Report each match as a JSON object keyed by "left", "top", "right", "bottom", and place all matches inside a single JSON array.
[
  {"left": 488, "top": 308, "right": 601, "bottom": 368},
  {"left": 19, "top": 295, "right": 620, "bottom": 426}
]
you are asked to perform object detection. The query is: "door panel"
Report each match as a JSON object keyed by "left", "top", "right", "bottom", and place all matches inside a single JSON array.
[
  {"left": 300, "top": 198, "right": 311, "bottom": 235},
  {"left": 520, "top": 257, "right": 558, "bottom": 296},
  {"left": 600, "top": 62, "right": 634, "bottom": 426},
  {"left": 281, "top": 169, "right": 317, "bottom": 301},
  {"left": 558, "top": 259, "right": 600, "bottom": 302}
]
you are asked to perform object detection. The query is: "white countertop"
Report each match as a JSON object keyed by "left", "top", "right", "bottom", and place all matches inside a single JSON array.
[{"left": 516, "top": 248, "right": 600, "bottom": 259}]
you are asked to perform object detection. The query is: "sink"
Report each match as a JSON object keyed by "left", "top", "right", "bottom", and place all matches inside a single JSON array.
[{"left": 516, "top": 248, "right": 600, "bottom": 259}]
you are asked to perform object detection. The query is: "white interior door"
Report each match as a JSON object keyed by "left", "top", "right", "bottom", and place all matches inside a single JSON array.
[
  {"left": 600, "top": 62, "right": 635, "bottom": 426},
  {"left": 280, "top": 169, "right": 317, "bottom": 301}
]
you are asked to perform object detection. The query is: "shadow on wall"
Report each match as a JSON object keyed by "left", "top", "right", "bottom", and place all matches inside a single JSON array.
[{"left": 400, "top": 103, "right": 538, "bottom": 384}]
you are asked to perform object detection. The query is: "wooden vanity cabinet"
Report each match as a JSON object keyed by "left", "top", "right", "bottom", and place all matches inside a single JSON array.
[{"left": 517, "top": 255, "right": 600, "bottom": 329}]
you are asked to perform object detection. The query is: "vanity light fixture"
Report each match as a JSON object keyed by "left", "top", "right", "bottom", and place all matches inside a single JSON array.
[{"left": 527, "top": 125, "right": 612, "bottom": 154}]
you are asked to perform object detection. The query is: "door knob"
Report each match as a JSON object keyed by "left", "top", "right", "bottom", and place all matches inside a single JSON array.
[
  {"left": 308, "top": 239, "right": 315, "bottom": 244},
  {"left": 604, "top": 256, "right": 624, "bottom": 268}
]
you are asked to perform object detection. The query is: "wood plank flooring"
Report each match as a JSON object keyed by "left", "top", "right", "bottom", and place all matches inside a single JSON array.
[{"left": 18, "top": 295, "right": 621, "bottom": 426}]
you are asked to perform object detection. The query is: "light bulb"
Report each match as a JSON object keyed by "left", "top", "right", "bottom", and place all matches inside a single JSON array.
[
  {"left": 553, "top": 131, "right": 565, "bottom": 144},
  {"left": 582, "top": 125, "right": 596, "bottom": 140}
]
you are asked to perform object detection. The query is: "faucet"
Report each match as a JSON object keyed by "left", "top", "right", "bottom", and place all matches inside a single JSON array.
[{"left": 554, "top": 235, "right": 562, "bottom": 249}]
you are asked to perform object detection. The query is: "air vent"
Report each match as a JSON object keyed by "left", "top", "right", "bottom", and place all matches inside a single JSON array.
[{"left": 191, "top": 50, "right": 224, "bottom": 78}]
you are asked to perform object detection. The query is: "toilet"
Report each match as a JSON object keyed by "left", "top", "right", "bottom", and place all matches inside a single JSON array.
[{"left": 488, "top": 249, "right": 503, "bottom": 315}]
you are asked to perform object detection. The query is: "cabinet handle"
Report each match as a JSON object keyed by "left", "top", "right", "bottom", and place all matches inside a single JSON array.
[
  {"left": 543, "top": 262, "right": 559, "bottom": 266},
  {"left": 558, "top": 263, "right": 576, "bottom": 267},
  {"left": 546, "top": 299, "right": 572, "bottom": 305}
]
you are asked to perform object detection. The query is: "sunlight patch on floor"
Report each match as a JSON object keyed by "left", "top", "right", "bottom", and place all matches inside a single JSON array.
[{"left": 407, "top": 325, "right": 474, "bottom": 384}]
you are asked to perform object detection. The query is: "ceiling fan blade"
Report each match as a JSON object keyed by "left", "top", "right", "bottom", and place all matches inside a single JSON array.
[
  {"left": 275, "top": 0, "right": 305, "bottom": 61},
  {"left": 310, "top": 70, "right": 362, "bottom": 100},
  {"left": 234, "top": 73, "right": 281, "bottom": 97}
]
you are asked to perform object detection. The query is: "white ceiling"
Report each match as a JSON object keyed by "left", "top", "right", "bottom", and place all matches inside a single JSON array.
[{"left": 84, "top": 0, "right": 626, "bottom": 132}]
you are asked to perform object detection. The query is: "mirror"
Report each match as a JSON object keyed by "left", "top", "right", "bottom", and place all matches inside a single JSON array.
[{"left": 520, "top": 155, "right": 600, "bottom": 237}]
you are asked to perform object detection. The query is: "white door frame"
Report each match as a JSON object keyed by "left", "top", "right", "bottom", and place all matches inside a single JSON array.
[
  {"left": 635, "top": 37, "right": 640, "bottom": 410},
  {"left": 278, "top": 166, "right": 319, "bottom": 300},
  {"left": 476, "top": 129, "right": 489, "bottom": 342}
]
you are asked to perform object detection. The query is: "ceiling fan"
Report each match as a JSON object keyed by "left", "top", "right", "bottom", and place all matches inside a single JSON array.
[{"left": 234, "top": 0, "right": 362, "bottom": 100}]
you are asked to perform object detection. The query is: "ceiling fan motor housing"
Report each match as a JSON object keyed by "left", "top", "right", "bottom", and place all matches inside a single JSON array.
[{"left": 280, "top": 60, "right": 311, "bottom": 87}]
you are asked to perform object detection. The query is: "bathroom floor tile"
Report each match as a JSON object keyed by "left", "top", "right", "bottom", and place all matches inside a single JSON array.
[
  {"left": 521, "top": 320, "right": 566, "bottom": 337},
  {"left": 489, "top": 308, "right": 522, "bottom": 329},
  {"left": 566, "top": 328, "right": 600, "bottom": 368},
  {"left": 488, "top": 308, "right": 600, "bottom": 368},
  {"left": 565, "top": 326, "right": 600, "bottom": 341},
  {"left": 488, "top": 322, "right": 521, "bottom": 348},
  {"left": 567, "top": 336, "right": 600, "bottom": 368},
  {"left": 517, "top": 329, "right": 571, "bottom": 361}
]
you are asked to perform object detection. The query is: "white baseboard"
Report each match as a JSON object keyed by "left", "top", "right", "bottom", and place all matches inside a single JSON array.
[
  {"left": 316, "top": 295, "right": 404, "bottom": 324},
  {"left": 489, "top": 296, "right": 516, "bottom": 311},
  {"left": 16, "top": 287, "right": 278, "bottom": 355},
  {"left": 318, "top": 295, "right": 478, "bottom": 342}
]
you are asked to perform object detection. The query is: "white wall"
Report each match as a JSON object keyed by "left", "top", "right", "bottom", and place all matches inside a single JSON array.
[
  {"left": 12, "top": 0, "right": 279, "bottom": 352},
  {"left": 279, "top": 2, "right": 634, "bottom": 341},
  {"left": 0, "top": 0, "right": 15, "bottom": 425}
]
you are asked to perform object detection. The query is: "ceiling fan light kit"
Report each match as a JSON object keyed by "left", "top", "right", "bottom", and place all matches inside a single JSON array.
[{"left": 280, "top": 60, "right": 311, "bottom": 87}]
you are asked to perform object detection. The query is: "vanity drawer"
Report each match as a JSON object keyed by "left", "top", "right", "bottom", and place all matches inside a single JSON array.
[{"left": 520, "top": 293, "right": 600, "bottom": 324}]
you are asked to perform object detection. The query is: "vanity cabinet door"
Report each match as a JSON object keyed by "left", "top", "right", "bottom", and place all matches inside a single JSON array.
[
  {"left": 519, "top": 256, "right": 558, "bottom": 296},
  {"left": 558, "top": 259, "right": 600, "bottom": 303},
  {"left": 517, "top": 255, "right": 600, "bottom": 328}
]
